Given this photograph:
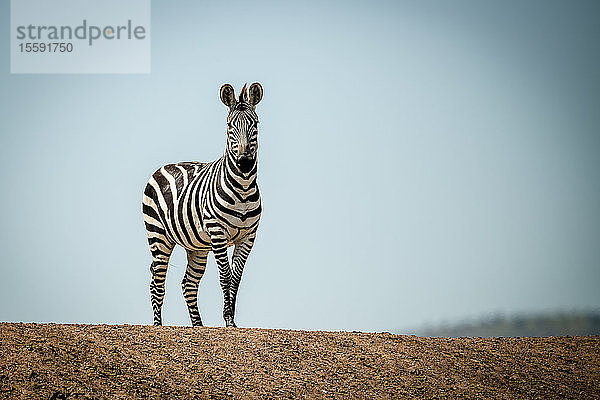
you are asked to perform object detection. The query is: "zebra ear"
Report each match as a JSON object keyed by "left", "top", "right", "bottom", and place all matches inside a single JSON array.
[
  {"left": 220, "top": 84, "right": 236, "bottom": 108},
  {"left": 248, "top": 82, "right": 263, "bottom": 107}
]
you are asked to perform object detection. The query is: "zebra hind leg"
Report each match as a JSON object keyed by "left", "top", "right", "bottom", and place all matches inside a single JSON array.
[
  {"left": 149, "top": 239, "right": 175, "bottom": 326},
  {"left": 182, "top": 249, "right": 209, "bottom": 327}
]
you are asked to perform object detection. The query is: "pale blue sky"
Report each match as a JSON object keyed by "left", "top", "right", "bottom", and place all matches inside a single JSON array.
[{"left": 0, "top": 0, "right": 599, "bottom": 332}]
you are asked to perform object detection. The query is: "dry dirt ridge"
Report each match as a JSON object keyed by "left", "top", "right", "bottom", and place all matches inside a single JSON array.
[{"left": 0, "top": 323, "right": 598, "bottom": 399}]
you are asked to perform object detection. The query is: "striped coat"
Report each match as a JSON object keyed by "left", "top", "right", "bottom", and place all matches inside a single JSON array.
[{"left": 142, "top": 83, "right": 263, "bottom": 327}]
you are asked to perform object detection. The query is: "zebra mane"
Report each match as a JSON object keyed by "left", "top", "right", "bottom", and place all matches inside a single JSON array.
[{"left": 238, "top": 83, "right": 248, "bottom": 103}]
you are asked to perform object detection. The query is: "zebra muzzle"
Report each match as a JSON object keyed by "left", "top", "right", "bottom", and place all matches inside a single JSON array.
[{"left": 236, "top": 155, "right": 255, "bottom": 173}]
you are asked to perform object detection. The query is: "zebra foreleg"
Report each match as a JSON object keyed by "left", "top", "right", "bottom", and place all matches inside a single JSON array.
[
  {"left": 229, "top": 233, "right": 257, "bottom": 320},
  {"left": 210, "top": 235, "right": 235, "bottom": 327},
  {"left": 182, "top": 250, "right": 209, "bottom": 327}
]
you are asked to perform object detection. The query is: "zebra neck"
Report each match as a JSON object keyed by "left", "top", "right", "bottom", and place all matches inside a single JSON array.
[{"left": 223, "top": 150, "right": 257, "bottom": 191}]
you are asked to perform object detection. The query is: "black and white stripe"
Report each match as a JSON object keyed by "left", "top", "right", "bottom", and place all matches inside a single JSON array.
[{"left": 142, "top": 82, "right": 264, "bottom": 327}]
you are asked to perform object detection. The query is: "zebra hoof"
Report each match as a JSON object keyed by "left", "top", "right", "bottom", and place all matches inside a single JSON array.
[{"left": 225, "top": 319, "right": 237, "bottom": 328}]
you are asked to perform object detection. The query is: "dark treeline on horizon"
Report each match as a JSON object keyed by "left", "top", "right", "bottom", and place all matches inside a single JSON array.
[{"left": 411, "top": 311, "right": 600, "bottom": 338}]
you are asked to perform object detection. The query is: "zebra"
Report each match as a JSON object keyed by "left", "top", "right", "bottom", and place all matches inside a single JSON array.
[{"left": 142, "top": 82, "right": 263, "bottom": 327}]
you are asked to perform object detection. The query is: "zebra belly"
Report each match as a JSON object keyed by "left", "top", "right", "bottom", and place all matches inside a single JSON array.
[
  {"left": 166, "top": 201, "right": 260, "bottom": 250},
  {"left": 172, "top": 226, "right": 212, "bottom": 251},
  {"left": 174, "top": 228, "right": 252, "bottom": 250},
  {"left": 165, "top": 205, "right": 212, "bottom": 251}
]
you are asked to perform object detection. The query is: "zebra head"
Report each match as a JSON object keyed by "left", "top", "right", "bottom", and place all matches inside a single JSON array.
[{"left": 220, "top": 82, "right": 264, "bottom": 174}]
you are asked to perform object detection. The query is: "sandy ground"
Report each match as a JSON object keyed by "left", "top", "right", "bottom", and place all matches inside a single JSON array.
[{"left": 0, "top": 323, "right": 598, "bottom": 399}]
